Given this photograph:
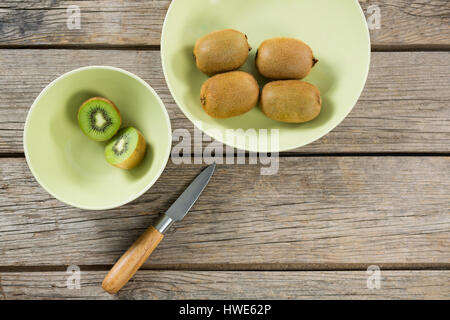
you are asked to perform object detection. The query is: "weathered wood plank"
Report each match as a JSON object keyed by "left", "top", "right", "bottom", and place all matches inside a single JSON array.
[
  {"left": 0, "top": 1, "right": 448, "bottom": 47},
  {"left": 0, "top": 157, "right": 449, "bottom": 266},
  {"left": 0, "top": 0, "right": 170, "bottom": 46},
  {"left": 1, "top": 271, "right": 448, "bottom": 299},
  {"left": 0, "top": 50, "right": 448, "bottom": 154}
]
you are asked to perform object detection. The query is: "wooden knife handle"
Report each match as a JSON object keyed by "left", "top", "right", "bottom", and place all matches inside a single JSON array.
[{"left": 102, "top": 226, "right": 164, "bottom": 294}]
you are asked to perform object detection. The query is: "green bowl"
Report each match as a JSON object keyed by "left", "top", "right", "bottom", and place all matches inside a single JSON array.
[
  {"left": 24, "top": 66, "right": 172, "bottom": 210},
  {"left": 161, "top": 0, "right": 370, "bottom": 152}
]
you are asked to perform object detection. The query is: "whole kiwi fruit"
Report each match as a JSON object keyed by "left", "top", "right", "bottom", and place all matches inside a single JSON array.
[
  {"left": 77, "top": 97, "right": 122, "bottom": 141},
  {"left": 105, "top": 127, "right": 147, "bottom": 169},
  {"left": 194, "top": 29, "right": 251, "bottom": 75},
  {"left": 200, "top": 71, "right": 259, "bottom": 118},
  {"left": 256, "top": 37, "right": 318, "bottom": 80},
  {"left": 261, "top": 80, "right": 322, "bottom": 123}
]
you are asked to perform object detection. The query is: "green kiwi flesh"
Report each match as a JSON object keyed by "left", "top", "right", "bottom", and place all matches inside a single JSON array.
[
  {"left": 78, "top": 97, "right": 122, "bottom": 141},
  {"left": 105, "top": 127, "right": 146, "bottom": 169}
]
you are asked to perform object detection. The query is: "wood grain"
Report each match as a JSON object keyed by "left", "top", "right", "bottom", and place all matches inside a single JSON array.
[
  {"left": 0, "top": 271, "right": 448, "bottom": 299},
  {"left": 0, "top": 50, "right": 449, "bottom": 154},
  {"left": 0, "top": 1, "right": 448, "bottom": 48},
  {"left": 0, "top": 0, "right": 169, "bottom": 47},
  {"left": 0, "top": 157, "right": 448, "bottom": 266},
  {"left": 0, "top": 0, "right": 448, "bottom": 301}
]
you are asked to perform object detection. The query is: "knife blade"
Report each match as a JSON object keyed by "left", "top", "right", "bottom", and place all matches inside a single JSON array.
[
  {"left": 154, "top": 163, "right": 215, "bottom": 233},
  {"left": 166, "top": 162, "right": 215, "bottom": 221},
  {"left": 102, "top": 163, "right": 216, "bottom": 294}
]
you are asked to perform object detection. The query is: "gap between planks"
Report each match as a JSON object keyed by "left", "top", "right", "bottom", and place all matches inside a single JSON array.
[
  {"left": 0, "top": 153, "right": 449, "bottom": 158},
  {"left": 0, "top": 263, "right": 449, "bottom": 273},
  {"left": 0, "top": 44, "right": 448, "bottom": 52}
]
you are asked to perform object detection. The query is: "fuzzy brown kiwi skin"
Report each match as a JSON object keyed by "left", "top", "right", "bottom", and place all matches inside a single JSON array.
[
  {"left": 256, "top": 37, "right": 317, "bottom": 80},
  {"left": 194, "top": 29, "right": 251, "bottom": 76},
  {"left": 261, "top": 80, "right": 322, "bottom": 123},
  {"left": 113, "top": 129, "right": 147, "bottom": 170},
  {"left": 200, "top": 71, "right": 259, "bottom": 118},
  {"left": 78, "top": 97, "right": 122, "bottom": 139}
]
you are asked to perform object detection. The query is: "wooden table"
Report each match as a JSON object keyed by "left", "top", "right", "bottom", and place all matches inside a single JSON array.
[{"left": 0, "top": 0, "right": 449, "bottom": 300}]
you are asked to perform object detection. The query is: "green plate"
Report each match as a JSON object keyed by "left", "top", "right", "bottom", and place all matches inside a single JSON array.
[
  {"left": 161, "top": 0, "right": 370, "bottom": 152},
  {"left": 24, "top": 66, "right": 172, "bottom": 210}
]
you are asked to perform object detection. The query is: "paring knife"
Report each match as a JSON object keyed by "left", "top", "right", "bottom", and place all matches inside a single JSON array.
[{"left": 102, "top": 163, "right": 216, "bottom": 294}]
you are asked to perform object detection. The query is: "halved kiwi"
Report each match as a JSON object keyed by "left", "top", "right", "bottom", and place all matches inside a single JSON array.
[
  {"left": 78, "top": 97, "right": 122, "bottom": 141},
  {"left": 105, "top": 127, "right": 147, "bottom": 169}
]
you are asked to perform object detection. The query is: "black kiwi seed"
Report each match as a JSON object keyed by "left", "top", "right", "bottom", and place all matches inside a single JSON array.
[
  {"left": 89, "top": 107, "right": 112, "bottom": 132},
  {"left": 112, "top": 134, "right": 129, "bottom": 156},
  {"left": 105, "top": 127, "right": 147, "bottom": 170},
  {"left": 78, "top": 97, "right": 122, "bottom": 141}
]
